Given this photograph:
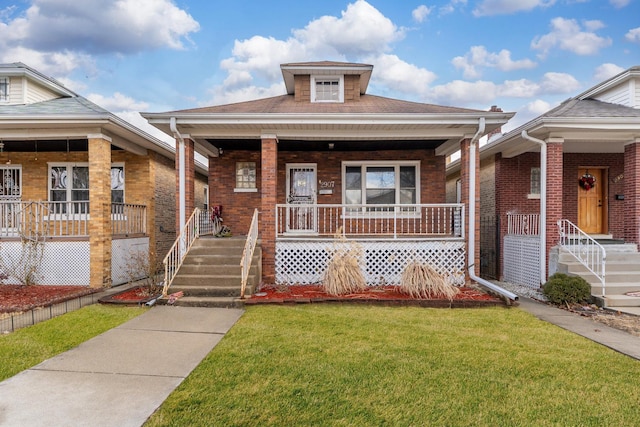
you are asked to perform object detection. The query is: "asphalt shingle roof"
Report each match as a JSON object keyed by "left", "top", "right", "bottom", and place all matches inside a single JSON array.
[
  {"left": 0, "top": 96, "right": 109, "bottom": 116},
  {"left": 544, "top": 98, "right": 640, "bottom": 118}
]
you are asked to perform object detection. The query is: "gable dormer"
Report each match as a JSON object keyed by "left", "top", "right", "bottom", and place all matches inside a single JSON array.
[
  {"left": 280, "top": 61, "right": 373, "bottom": 103},
  {"left": 577, "top": 66, "right": 640, "bottom": 109},
  {"left": 0, "top": 63, "right": 76, "bottom": 105}
]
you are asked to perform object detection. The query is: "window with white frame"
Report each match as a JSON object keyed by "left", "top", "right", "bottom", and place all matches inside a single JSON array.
[
  {"left": 343, "top": 161, "right": 419, "bottom": 211},
  {"left": 203, "top": 186, "right": 209, "bottom": 211},
  {"left": 0, "top": 78, "right": 8, "bottom": 102},
  {"left": 311, "top": 75, "right": 343, "bottom": 103},
  {"left": 235, "top": 162, "right": 257, "bottom": 191},
  {"left": 529, "top": 167, "right": 541, "bottom": 198},
  {"left": 0, "top": 166, "right": 21, "bottom": 199},
  {"left": 111, "top": 165, "right": 125, "bottom": 203}
]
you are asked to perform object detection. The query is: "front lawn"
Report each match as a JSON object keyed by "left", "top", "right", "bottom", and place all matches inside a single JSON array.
[{"left": 146, "top": 304, "right": 640, "bottom": 426}]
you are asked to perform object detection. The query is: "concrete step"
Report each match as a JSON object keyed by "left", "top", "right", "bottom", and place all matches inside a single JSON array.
[
  {"left": 171, "top": 274, "right": 258, "bottom": 288},
  {"left": 158, "top": 296, "right": 246, "bottom": 309},
  {"left": 591, "top": 283, "right": 640, "bottom": 295},
  {"left": 166, "top": 283, "right": 254, "bottom": 297},
  {"left": 601, "top": 294, "right": 640, "bottom": 308},
  {"left": 177, "top": 264, "right": 258, "bottom": 276}
]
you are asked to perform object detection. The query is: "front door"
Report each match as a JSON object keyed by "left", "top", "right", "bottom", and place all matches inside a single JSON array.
[
  {"left": 577, "top": 168, "right": 606, "bottom": 234},
  {"left": 286, "top": 164, "right": 317, "bottom": 233},
  {"left": 0, "top": 166, "right": 22, "bottom": 236}
]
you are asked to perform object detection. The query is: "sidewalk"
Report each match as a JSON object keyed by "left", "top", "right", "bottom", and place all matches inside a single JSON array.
[
  {"left": 0, "top": 305, "right": 244, "bottom": 427},
  {"left": 517, "top": 297, "right": 640, "bottom": 360}
]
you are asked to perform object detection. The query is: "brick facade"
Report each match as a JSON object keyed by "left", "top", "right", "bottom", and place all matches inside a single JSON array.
[
  {"left": 459, "top": 139, "right": 480, "bottom": 277},
  {"left": 624, "top": 143, "right": 640, "bottom": 246},
  {"left": 261, "top": 138, "right": 278, "bottom": 283},
  {"left": 88, "top": 136, "right": 112, "bottom": 288}
]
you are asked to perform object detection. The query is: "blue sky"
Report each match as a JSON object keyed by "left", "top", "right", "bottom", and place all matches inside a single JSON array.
[{"left": 0, "top": 0, "right": 638, "bottom": 143}]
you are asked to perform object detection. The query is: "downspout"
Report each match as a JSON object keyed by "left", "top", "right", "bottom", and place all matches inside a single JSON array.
[
  {"left": 170, "top": 117, "right": 186, "bottom": 232},
  {"left": 468, "top": 118, "right": 518, "bottom": 301},
  {"left": 521, "top": 130, "right": 547, "bottom": 286}
]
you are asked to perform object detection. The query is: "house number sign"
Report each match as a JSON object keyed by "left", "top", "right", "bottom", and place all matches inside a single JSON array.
[{"left": 318, "top": 179, "right": 335, "bottom": 194}]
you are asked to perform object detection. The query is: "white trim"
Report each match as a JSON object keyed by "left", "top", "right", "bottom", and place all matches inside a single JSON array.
[
  {"left": 234, "top": 188, "right": 258, "bottom": 193},
  {"left": 87, "top": 133, "right": 113, "bottom": 142}
]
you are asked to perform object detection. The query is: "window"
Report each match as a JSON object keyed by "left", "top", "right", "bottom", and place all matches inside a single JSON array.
[
  {"left": 0, "top": 166, "right": 21, "bottom": 199},
  {"left": 111, "top": 165, "right": 125, "bottom": 203},
  {"left": 343, "top": 162, "right": 419, "bottom": 211},
  {"left": 203, "top": 186, "right": 209, "bottom": 211},
  {"left": 311, "top": 75, "right": 343, "bottom": 103},
  {"left": 529, "top": 167, "right": 541, "bottom": 198},
  {"left": 235, "top": 162, "right": 257, "bottom": 191},
  {"left": 50, "top": 164, "right": 89, "bottom": 214},
  {"left": 0, "top": 78, "right": 8, "bottom": 102}
]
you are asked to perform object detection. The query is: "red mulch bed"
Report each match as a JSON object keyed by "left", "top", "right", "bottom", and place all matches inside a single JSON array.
[
  {"left": 0, "top": 285, "right": 97, "bottom": 313},
  {"left": 98, "top": 286, "right": 161, "bottom": 305},
  {"left": 246, "top": 284, "right": 508, "bottom": 308}
]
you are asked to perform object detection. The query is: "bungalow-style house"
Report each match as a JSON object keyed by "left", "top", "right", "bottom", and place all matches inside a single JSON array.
[
  {"left": 447, "top": 66, "right": 640, "bottom": 309},
  {"left": 143, "top": 61, "right": 515, "bottom": 298},
  {"left": 0, "top": 63, "right": 208, "bottom": 288}
]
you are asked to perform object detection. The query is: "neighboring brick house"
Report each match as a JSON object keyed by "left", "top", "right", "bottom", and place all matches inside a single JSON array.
[
  {"left": 144, "top": 61, "right": 514, "bottom": 291},
  {"left": 447, "top": 66, "right": 640, "bottom": 305},
  {"left": 0, "top": 63, "right": 207, "bottom": 288}
]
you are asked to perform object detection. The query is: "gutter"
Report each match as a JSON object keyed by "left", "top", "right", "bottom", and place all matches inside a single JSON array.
[
  {"left": 467, "top": 117, "right": 518, "bottom": 301},
  {"left": 170, "top": 117, "right": 186, "bottom": 232},
  {"left": 520, "top": 130, "right": 547, "bottom": 286}
]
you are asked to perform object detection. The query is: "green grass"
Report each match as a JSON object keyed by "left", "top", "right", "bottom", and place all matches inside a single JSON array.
[
  {"left": 146, "top": 305, "right": 640, "bottom": 426},
  {"left": 0, "top": 305, "right": 145, "bottom": 381}
]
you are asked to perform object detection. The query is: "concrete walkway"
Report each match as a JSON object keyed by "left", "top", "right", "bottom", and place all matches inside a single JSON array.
[
  {"left": 518, "top": 297, "right": 640, "bottom": 360},
  {"left": 0, "top": 306, "right": 244, "bottom": 427}
]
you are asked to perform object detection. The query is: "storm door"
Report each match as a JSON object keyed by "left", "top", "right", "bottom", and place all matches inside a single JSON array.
[
  {"left": 0, "top": 166, "right": 21, "bottom": 235},
  {"left": 285, "top": 164, "right": 317, "bottom": 233}
]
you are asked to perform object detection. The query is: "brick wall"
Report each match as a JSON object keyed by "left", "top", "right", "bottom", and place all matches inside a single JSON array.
[
  {"left": 88, "top": 136, "right": 112, "bottom": 288},
  {"left": 624, "top": 143, "right": 640, "bottom": 245}
]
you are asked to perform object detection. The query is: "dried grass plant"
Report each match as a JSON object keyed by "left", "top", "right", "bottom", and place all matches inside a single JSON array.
[
  {"left": 322, "top": 229, "right": 367, "bottom": 295},
  {"left": 400, "top": 261, "right": 459, "bottom": 300}
]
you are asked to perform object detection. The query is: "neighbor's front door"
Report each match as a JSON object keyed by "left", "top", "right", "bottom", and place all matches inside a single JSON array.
[
  {"left": 285, "top": 164, "right": 317, "bottom": 233},
  {"left": 577, "top": 168, "right": 606, "bottom": 234}
]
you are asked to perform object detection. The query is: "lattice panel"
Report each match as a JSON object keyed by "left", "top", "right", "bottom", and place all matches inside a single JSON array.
[
  {"left": 0, "top": 241, "right": 89, "bottom": 286},
  {"left": 276, "top": 240, "right": 466, "bottom": 286},
  {"left": 112, "top": 237, "right": 150, "bottom": 286},
  {"left": 503, "top": 235, "right": 540, "bottom": 289}
]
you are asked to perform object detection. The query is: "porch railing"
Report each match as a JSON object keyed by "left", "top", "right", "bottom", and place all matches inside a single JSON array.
[
  {"left": 557, "top": 219, "right": 606, "bottom": 296},
  {"left": 162, "top": 207, "right": 202, "bottom": 296},
  {"left": 506, "top": 213, "right": 540, "bottom": 236},
  {"left": 240, "top": 208, "right": 259, "bottom": 299},
  {"left": 276, "top": 204, "right": 464, "bottom": 239},
  {"left": 0, "top": 201, "right": 148, "bottom": 238}
]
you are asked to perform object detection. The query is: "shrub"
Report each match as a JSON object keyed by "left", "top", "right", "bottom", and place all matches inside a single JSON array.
[{"left": 542, "top": 273, "right": 592, "bottom": 305}]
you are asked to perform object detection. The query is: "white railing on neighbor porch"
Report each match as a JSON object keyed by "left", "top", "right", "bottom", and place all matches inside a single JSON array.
[
  {"left": 0, "top": 201, "right": 147, "bottom": 238},
  {"left": 507, "top": 213, "right": 540, "bottom": 236},
  {"left": 557, "top": 219, "right": 606, "bottom": 296},
  {"left": 276, "top": 204, "right": 464, "bottom": 239},
  {"left": 240, "top": 208, "right": 259, "bottom": 299}
]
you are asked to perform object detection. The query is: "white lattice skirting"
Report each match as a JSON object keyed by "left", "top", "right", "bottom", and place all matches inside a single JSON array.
[
  {"left": 276, "top": 240, "right": 466, "bottom": 286},
  {"left": 111, "top": 237, "right": 150, "bottom": 286},
  {"left": 503, "top": 235, "right": 540, "bottom": 289}
]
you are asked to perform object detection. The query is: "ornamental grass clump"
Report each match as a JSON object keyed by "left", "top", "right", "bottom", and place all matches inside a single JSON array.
[
  {"left": 400, "top": 260, "right": 459, "bottom": 300},
  {"left": 322, "top": 230, "right": 367, "bottom": 295}
]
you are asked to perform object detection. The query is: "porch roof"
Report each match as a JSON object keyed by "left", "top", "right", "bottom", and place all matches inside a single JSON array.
[{"left": 142, "top": 94, "right": 514, "bottom": 157}]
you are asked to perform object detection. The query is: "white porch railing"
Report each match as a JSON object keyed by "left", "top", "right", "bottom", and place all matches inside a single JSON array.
[
  {"left": 240, "top": 208, "right": 259, "bottom": 299},
  {"left": 162, "top": 207, "right": 201, "bottom": 297},
  {"left": 276, "top": 204, "right": 464, "bottom": 239},
  {"left": 557, "top": 219, "right": 606, "bottom": 296},
  {"left": 507, "top": 213, "right": 540, "bottom": 236},
  {"left": 0, "top": 201, "right": 148, "bottom": 238}
]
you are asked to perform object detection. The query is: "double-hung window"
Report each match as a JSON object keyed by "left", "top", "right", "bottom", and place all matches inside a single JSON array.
[
  {"left": 311, "top": 75, "right": 343, "bottom": 103},
  {"left": 50, "top": 164, "right": 89, "bottom": 214},
  {"left": 0, "top": 78, "right": 8, "bottom": 102},
  {"left": 343, "top": 161, "right": 419, "bottom": 212}
]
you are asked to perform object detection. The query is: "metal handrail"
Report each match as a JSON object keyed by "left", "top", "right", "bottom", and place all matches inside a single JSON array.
[
  {"left": 162, "top": 207, "right": 202, "bottom": 297},
  {"left": 557, "top": 219, "right": 606, "bottom": 296},
  {"left": 240, "top": 209, "right": 259, "bottom": 299}
]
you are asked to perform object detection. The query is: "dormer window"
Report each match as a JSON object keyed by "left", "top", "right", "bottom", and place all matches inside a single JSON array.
[
  {"left": 311, "top": 75, "right": 343, "bottom": 103},
  {"left": 0, "top": 78, "right": 8, "bottom": 102}
]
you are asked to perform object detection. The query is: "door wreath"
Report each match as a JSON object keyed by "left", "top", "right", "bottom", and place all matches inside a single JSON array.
[{"left": 579, "top": 173, "right": 596, "bottom": 191}]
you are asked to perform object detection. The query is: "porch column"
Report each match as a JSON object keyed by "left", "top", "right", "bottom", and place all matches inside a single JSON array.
[
  {"left": 175, "top": 136, "right": 196, "bottom": 234},
  {"left": 460, "top": 137, "right": 480, "bottom": 279},
  {"left": 545, "top": 139, "right": 564, "bottom": 281},
  {"left": 261, "top": 134, "right": 278, "bottom": 284},
  {"left": 88, "top": 134, "right": 112, "bottom": 288},
  {"left": 623, "top": 139, "right": 640, "bottom": 246}
]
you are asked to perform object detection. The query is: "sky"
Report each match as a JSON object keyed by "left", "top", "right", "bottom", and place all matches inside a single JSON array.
[{"left": 0, "top": 0, "right": 639, "bottom": 145}]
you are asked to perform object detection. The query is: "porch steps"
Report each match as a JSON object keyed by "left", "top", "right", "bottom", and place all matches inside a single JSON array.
[
  {"left": 160, "top": 236, "right": 261, "bottom": 308},
  {"left": 556, "top": 245, "right": 640, "bottom": 308}
]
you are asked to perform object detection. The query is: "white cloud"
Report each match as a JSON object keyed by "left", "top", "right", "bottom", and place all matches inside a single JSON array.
[
  {"left": 473, "top": 0, "right": 555, "bottom": 17},
  {"left": 610, "top": 0, "right": 630, "bottom": 8},
  {"left": 0, "top": 45, "right": 95, "bottom": 79},
  {"left": 452, "top": 46, "right": 536, "bottom": 79},
  {"left": 439, "top": 0, "right": 467, "bottom": 16},
  {"left": 0, "top": 0, "right": 199, "bottom": 54},
  {"left": 626, "top": 27, "right": 640, "bottom": 44},
  {"left": 593, "top": 63, "right": 625, "bottom": 81},
  {"left": 116, "top": 111, "right": 174, "bottom": 145},
  {"left": 412, "top": 5, "right": 433, "bottom": 23},
  {"left": 502, "top": 99, "right": 553, "bottom": 133},
  {"left": 87, "top": 92, "right": 150, "bottom": 112},
  {"left": 211, "top": 0, "right": 426, "bottom": 104},
  {"left": 531, "top": 17, "right": 612, "bottom": 57},
  {"left": 539, "top": 72, "right": 580, "bottom": 93}
]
